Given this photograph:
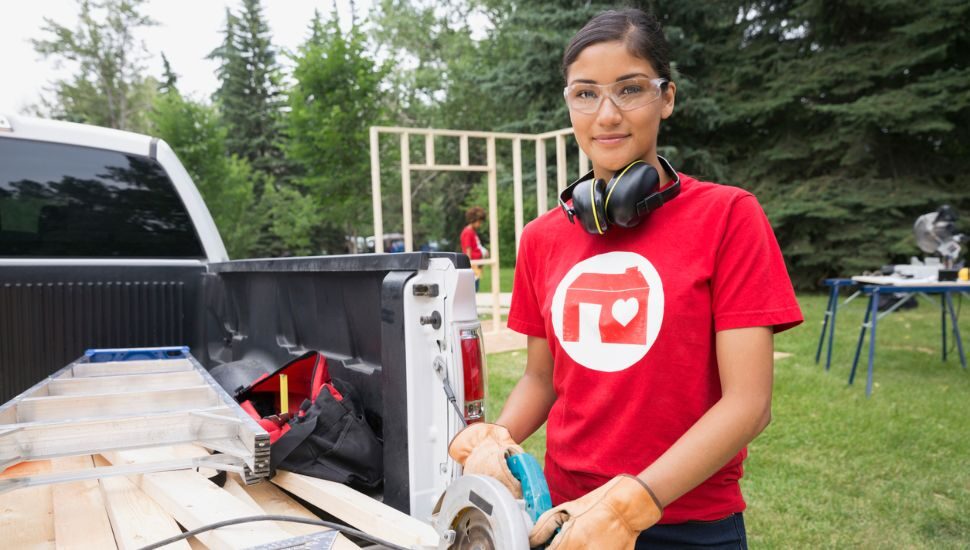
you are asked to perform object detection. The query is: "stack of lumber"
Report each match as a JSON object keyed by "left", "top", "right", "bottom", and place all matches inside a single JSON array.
[{"left": 0, "top": 445, "right": 439, "bottom": 550}]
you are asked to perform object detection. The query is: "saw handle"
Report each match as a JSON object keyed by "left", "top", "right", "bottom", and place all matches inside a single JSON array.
[{"left": 506, "top": 452, "right": 553, "bottom": 523}]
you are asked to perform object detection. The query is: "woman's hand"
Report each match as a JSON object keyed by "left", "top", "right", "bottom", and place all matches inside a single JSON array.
[
  {"left": 448, "top": 423, "right": 524, "bottom": 497},
  {"left": 529, "top": 474, "right": 663, "bottom": 549}
]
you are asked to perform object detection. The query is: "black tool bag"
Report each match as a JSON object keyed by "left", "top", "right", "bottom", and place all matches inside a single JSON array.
[{"left": 232, "top": 351, "right": 383, "bottom": 492}]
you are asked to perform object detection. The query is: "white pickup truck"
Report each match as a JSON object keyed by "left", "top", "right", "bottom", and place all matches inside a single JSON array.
[{"left": 0, "top": 112, "right": 482, "bottom": 521}]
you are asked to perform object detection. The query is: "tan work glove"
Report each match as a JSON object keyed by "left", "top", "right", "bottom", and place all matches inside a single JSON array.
[
  {"left": 528, "top": 474, "right": 663, "bottom": 550},
  {"left": 448, "top": 423, "right": 525, "bottom": 498}
]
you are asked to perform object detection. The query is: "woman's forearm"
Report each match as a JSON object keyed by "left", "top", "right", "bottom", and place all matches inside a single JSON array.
[
  {"left": 639, "top": 326, "right": 774, "bottom": 507},
  {"left": 638, "top": 389, "right": 771, "bottom": 507},
  {"left": 496, "top": 336, "right": 558, "bottom": 443}
]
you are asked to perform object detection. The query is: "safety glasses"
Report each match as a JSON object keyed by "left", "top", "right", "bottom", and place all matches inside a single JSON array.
[{"left": 563, "top": 77, "right": 668, "bottom": 114}]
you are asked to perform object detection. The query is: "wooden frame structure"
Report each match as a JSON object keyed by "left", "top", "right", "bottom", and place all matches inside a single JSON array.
[{"left": 369, "top": 126, "right": 587, "bottom": 334}]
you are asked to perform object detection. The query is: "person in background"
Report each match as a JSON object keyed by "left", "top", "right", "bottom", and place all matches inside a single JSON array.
[
  {"left": 448, "top": 8, "right": 802, "bottom": 550},
  {"left": 461, "top": 206, "right": 489, "bottom": 291}
]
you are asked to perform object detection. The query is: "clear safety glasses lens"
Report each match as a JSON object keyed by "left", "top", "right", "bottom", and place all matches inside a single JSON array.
[{"left": 563, "top": 78, "right": 667, "bottom": 114}]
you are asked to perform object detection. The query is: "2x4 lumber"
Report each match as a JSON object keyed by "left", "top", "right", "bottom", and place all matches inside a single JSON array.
[
  {"left": 71, "top": 359, "right": 194, "bottom": 378},
  {"left": 272, "top": 470, "right": 439, "bottom": 548},
  {"left": 48, "top": 370, "right": 204, "bottom": 396},
  {"left": 408, "top": 163, "right": 489, "bottom": 172},
  {"left": 140, "top": 470, "right": 295, "bottom": 549},
  {"left": 50, "top": 455, "right": 116, "bottom": 550},
  {"left": 15, "top": 385, "right": 218, "bottom": 423},
  {"left": 0, "top": 459, "right": 55, "bottom": 549},
  {"left": 369, "top": 126, "right": 385, "bottom": 252},
  {"left": 93, "top": 455, "right": 190, "bottom": 550},
  {"left": 226, "top": 474, "right": 361, "bottom": 549},
  {"left": 103, "top": 448, "right": 293, "bottom": 550},
  {"left": 401, "top": 132, "right": 413, "bottom": 253}
]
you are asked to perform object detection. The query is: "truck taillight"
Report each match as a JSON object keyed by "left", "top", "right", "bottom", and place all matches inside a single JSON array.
[{"left": 459, "top": 327, "right": 486, "bottom": 424}]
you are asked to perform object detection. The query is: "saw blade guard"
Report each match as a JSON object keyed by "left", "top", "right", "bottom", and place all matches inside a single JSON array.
[{"left": 432, "top": 474, "right": 533, "bottom": 550}]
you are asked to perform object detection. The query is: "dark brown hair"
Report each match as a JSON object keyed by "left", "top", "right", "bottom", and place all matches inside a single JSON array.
[
  {"left": 562, "top": 8, "right": 672, "bottom": 82},
  {"left": 465, "top": 206, "right": 486, "bottom": 224}
]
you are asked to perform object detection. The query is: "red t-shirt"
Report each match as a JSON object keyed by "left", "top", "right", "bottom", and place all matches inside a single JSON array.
[
  {"left": 460, "top": 225, "right": 484, "bottom": 260},
  {"left": 507, "top": 173, "right": 802, "bottom": 523}
]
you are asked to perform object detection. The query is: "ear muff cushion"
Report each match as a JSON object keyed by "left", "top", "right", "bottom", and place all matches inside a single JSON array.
[
  {"left": 573, "top": 178, "right": 609, "bottom": 234},
  {"left": 604, "top": 161, "right": 660, "bottom": 228}
]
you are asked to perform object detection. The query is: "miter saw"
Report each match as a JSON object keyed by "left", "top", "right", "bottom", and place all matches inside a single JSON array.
[
  {"left": 432, "top": 452, "right": 553, "bottom": 550},
  {"left": 913, "top": 204, "right": 965, "bottom": 269}
]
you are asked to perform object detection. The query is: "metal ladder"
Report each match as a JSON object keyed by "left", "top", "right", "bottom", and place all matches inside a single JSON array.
[{"left": 0, "top": 346, "right": 270, "bottom": 493}]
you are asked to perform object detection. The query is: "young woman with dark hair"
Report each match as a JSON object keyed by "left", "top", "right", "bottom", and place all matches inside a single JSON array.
[{"left": 449, "top": 8, "right": 802, "bottom": 549}]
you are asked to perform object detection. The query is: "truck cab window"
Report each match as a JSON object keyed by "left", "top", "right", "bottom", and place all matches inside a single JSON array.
[{"left": 0, "top": 138, "right": 205, "bottom": 258}]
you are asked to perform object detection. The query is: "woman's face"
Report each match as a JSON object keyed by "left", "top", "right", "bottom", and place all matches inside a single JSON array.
[{"left": 566, "top": 40, "right": 675, "bottom": 180}]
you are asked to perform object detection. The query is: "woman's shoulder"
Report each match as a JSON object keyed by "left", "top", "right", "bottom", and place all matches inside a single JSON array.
[
  {"left": 679, "top": 173, "right": 755, "bottom": 204},
  {"left": 524, "top": 205, "right": 573, "bottom": 234}
]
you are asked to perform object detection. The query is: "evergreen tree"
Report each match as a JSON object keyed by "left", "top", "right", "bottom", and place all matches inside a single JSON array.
[
  {"left": 209, "top": 0, "right": 286, "bottom": 179},
  {"left": 31, "top": 0, "right": 158, "bottom": 132},
  {"left": 708, "top": 0, "right": 970, "bottom": 287},
  {"left": 158, "top": 52, "right": 179, "bottom": 95}
]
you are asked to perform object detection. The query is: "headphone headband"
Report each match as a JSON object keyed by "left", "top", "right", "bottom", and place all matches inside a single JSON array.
[
  {"left": 636, "top": 155, "right": 680, "bottom": 214},
  {"left": 559, "top": 155, "right": 680, "bottom": 224}
]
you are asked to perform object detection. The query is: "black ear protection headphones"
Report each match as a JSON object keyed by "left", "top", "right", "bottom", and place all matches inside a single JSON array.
[{"left": 558, "top": 155, "right": 681, "bottom": 235}]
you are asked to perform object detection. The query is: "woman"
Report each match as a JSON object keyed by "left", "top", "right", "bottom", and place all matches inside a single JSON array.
[
  {"left": 449, "top": 8, "right": 802, "bottom": 550},
  {"left": 460, "top": 206, "right": 489, "bottom": 291}
]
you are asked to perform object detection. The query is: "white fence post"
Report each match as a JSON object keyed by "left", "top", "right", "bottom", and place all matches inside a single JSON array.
[
  {"left": 535, "top": 138, "right": 548, "bottom": 214},
  {"left": 400, "top": 132, "right": 413, "bottom": 252},
  {"left": 369, "top": 127, "right": 384, "bottom": 253},
  {"left": 555, "top": 133, "right": 567, "bottom": 194},
  {"left": 486, "top": 137, "right": 501, "bottom": 333}
]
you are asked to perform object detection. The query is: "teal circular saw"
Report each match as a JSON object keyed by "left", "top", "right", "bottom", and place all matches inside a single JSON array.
[{"left": 432, "top": 452, "right": 553, "bottom": 550}]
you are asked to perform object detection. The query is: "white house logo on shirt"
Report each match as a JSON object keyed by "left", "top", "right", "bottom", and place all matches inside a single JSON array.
[{"left": 551, "top": 251, "right": 664, "bottom": 372}]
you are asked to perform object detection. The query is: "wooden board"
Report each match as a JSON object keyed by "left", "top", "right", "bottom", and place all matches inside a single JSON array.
[
  {"left": 101, "top": 447, "right": 294, "bottom": 550},
  {"left": 93, "top": 455, "right": 191, "bottom": 550},
  {"left": 272, "top": 470, "right": 439, "bottom": 548},
  {"left": 139, "top": 470, "right": 295, "bottom": 550},
  {"left": 227, "top": 474, "right": 361, "bottom": 550},
  {"left": 1, "top": 447, "right": 425, "bottom": 550},
  {"left": 51, "top": 455, "right": 116, "bottom": 549},
  {"left": 0, "top": 460, "right": 55, "bottom": 548}
]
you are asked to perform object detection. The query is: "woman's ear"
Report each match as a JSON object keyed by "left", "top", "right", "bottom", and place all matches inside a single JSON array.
[{"left": 661, "top": 81, "right": 676, "bottom": 119}]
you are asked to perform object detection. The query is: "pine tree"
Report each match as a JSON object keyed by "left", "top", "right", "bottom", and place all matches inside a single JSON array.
[
  {"left": 704, "top": 0, "right": 970, "bottom": 286},
  {"left": 209, "top": 0, "right": 286, "bottom": 179},
  {"left": 158, "top": 52, "right": 179, "bottom": 95}
]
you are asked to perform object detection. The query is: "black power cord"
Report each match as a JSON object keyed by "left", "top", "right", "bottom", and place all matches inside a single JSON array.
[{"left": 137, "top": 514, "right": 411, "bottom": 550}]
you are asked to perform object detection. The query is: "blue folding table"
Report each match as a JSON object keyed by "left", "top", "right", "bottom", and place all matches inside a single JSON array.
[{"left": 848, "top": 280, "right": 970, "bottom": 397}]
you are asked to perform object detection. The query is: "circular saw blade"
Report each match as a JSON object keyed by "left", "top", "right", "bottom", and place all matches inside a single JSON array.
[
  {"left": 432, "top": 475, "right": 532, "bottom": 550},
  {"left": 451, "top": 507, "right": 496, "bottom": 550}
]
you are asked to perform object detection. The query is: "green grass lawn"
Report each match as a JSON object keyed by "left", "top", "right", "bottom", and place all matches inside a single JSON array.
[
  {"left": 485, "top": 292, "right": 970, "bottom": 548},
  {"left": 476, "top": 266, "right": 515, "bottom": 293}
]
